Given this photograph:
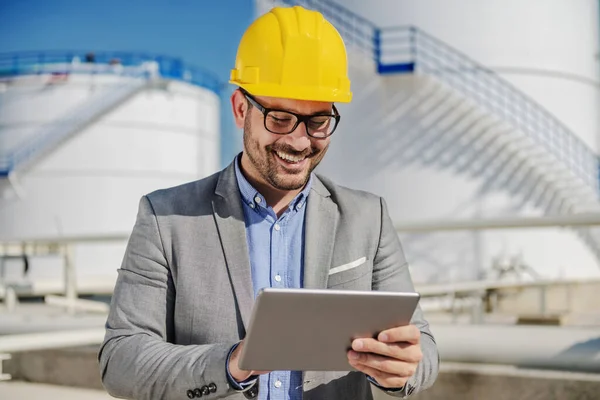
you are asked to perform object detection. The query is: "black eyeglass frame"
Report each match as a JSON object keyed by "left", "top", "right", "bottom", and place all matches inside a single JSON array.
[{"left": 241, "top": 89, "right": 341, "bottom": 138}]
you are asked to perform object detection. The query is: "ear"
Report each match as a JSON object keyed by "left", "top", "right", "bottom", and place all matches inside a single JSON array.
[{"left": 231, "top": 89, "right": 249, "bottom": 130}]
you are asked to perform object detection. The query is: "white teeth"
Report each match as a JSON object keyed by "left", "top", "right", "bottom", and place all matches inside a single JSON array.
[{"left": 276, "top": 151, "right": 305, "bottom": 163}]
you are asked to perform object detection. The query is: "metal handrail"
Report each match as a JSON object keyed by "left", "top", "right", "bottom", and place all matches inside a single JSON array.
[
  {"left": 0, "top": 50, "right": 222, "bottom": 93},
  {"left": 272, "top": 0, "right": 599, "bottom": 196}
]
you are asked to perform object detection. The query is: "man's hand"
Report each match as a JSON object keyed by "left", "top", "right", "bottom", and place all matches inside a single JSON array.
[
  {"left": 228, "top": 340, "right": 271, "bottom": 383},
  {"left": 347, "top": 325, "right": 423, "bottom": 389}
]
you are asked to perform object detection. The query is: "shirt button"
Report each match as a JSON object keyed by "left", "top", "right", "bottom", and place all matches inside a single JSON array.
[
  {"left": 255, "top": 196, "right": 262, "bottom": 204},
  {"left": 274, "top": 380, "right": 282, "bottom": 388},
  {"left": 298, "top": 203, "right": 304, "bottom": 209},
  {"left": 274, "top": 274, "right": 282, "bottom": 282},
  {"left": 249, "top": 203, "right": 255, "bottom": 209},
  {"left": 274, "top": 223, "right": 281, "bottom": 231}
]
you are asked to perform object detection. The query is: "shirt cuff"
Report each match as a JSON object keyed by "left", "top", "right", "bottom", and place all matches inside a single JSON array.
[
  {"left": 367, "top": 375, "right": 405, "bottom": 392},
  {"left": 226, "top": 343, "right": 258, "bottom": 391}
]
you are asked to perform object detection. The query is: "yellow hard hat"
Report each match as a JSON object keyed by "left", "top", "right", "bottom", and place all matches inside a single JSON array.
[{"left": 229, "top": 5, "right": 352, "bottom": 103}]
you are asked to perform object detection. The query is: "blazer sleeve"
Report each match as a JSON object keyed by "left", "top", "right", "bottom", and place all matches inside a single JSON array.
[
  {"left": 370, "top": 197, "right": 440, "bottom": 398},
  {"left": 98, "top": 196, "right": 238, "bottom": 400}
]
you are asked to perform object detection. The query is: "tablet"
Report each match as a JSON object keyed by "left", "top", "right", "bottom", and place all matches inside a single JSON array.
[{"left": 238, "top": 288, "right": 420, "bottom": 371}]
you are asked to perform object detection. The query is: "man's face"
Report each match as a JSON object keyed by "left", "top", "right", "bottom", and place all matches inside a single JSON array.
[{"left": 233, "top": 90, "right": 334, "bottom": 192}]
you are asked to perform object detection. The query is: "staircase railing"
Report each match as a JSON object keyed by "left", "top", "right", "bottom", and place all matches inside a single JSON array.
[
  {"left": 267, "top": 0, "right": 599, "bottom": 197},
  {"left": 384, "top": 27, "right": 599, "bottom": 196},
  {"left": 0, "top": 51, "right": 223, "bottom": 176}
]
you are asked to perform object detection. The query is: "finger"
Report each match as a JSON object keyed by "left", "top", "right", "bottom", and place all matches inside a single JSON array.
[
  {"left": 348, "top": 359, "right": 409, "bottom": 389},
  {"left": 352, "top": 338, "right": 397, "bottom": 358},
  {"left": 377, "top": 325, "right": 421, "bottom": 344},
  {"left": 352, "top": 339, "right": 423, "bottom": 364},
  {"left": 348, "top": 351, "right": 417, "bottom": 377}
]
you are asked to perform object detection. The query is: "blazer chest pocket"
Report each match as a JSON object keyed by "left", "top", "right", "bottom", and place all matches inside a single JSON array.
[{"left": 327, "top": 257, "right": 371, "bottom": 289}]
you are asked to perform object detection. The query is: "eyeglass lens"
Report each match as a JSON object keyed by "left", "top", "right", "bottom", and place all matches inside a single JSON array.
[{"left": 265, "top": 111, "right": 336, "bottom": 138}]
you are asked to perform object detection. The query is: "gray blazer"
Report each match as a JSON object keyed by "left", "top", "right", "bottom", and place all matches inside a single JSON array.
[{"left": 99, "top": 160, "right": 439, "bottom": 400}]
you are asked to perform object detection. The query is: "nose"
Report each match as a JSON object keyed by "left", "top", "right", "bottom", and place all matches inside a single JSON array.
[{"left": 285, "top": 121, "right": 312, "bottom": 151}]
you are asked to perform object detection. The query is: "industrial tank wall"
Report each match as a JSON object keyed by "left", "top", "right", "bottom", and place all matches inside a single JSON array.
[
  {"left": 0, "top": 73, "right": 220, "bottom": 285},
  {"left": 0, "top": 74, "right": 131, "bottom": 151},
  {"left": 313, "top": 0, "right": 600, "bottom": 281}
]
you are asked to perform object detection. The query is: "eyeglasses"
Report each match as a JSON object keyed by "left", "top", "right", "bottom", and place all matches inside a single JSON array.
[{"left": 242, "top": 90, "right": 340, "bottom": 138}]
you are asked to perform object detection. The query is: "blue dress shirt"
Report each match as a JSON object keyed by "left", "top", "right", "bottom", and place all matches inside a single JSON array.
[{"left": 227, "top": 155, "right": 311, "bottom": 400}]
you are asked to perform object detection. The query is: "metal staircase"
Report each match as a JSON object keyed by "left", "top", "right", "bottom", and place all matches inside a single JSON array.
[{"left": 258, "top": 0, "right": 600, "bottom": 261}]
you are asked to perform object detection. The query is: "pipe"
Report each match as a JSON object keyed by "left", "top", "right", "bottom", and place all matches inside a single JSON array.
[
  {"left": 0, "top": 233, "right": 129, "bottom": 245},
  {"left": 0, "top": 278, "right": 116, "bottom": 299},
  {"left": 395, "top": 213, "right": 600, "bottom": 232},
  {"left": 0, "top": 329, "right": 105, "bottom": 353},
  {"left": 44, "top": 295, "right": 110, "bottom": 313},
  {"left": 433, "top": 324, "right": 600, "bottom": 373},
  {"left": 416, "top": 277, "right": 600, "bottom": 296}
]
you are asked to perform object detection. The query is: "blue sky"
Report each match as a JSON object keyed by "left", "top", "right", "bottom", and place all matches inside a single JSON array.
[
  {"left": 0, "top": 0, "right": 255, "bottom": 164},
  {"left": 0, "top": 0, "right": 254, "bottom": 83}
]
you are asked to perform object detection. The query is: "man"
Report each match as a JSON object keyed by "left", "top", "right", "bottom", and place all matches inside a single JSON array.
[{"left": 99, "top": 5, "right": 438, "bottom": 400}]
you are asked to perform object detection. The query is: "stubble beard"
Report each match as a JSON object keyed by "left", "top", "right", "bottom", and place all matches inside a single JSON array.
[{"left": 243, "top": 116, "right": 328, "bottom": 191}]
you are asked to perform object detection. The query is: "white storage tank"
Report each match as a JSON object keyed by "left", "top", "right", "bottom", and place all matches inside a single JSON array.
[{"left": 0, "top": 53, "right": 221, "bottom": 291}]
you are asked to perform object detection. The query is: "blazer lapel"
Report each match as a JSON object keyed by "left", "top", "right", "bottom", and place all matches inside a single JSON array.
[
  {"left": 303, "top": 175, "right": 338, "bottom": 289},
  {"left": 212, "top": 163, "right": 254, "bottom": 332}
]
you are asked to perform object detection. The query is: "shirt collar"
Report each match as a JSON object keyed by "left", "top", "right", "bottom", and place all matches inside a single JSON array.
[{"left": 234, "top": 153, "right": 312, "bottom": 212}]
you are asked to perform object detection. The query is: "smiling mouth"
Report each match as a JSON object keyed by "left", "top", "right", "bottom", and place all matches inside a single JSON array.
[{"left": 274, "top": 150, "right": 308, "bottom": 164}]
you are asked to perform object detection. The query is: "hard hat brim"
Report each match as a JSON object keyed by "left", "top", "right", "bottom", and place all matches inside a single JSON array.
[{"left": 230, "top": 81, "right": 353, "bottom": 103}]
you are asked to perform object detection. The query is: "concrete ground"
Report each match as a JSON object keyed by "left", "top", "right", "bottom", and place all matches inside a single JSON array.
[
  {"left": 3, "top": 365, "right": 600, "bottom": 400},
  {"left": 0, "top": 381, "right": 116, "bottom": 400},
  {"left": 5, "top": 345, "right": 600, "bottom": 400},
  {"left": 408, "top": 362, "right": 600, "bottom": 400}
]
